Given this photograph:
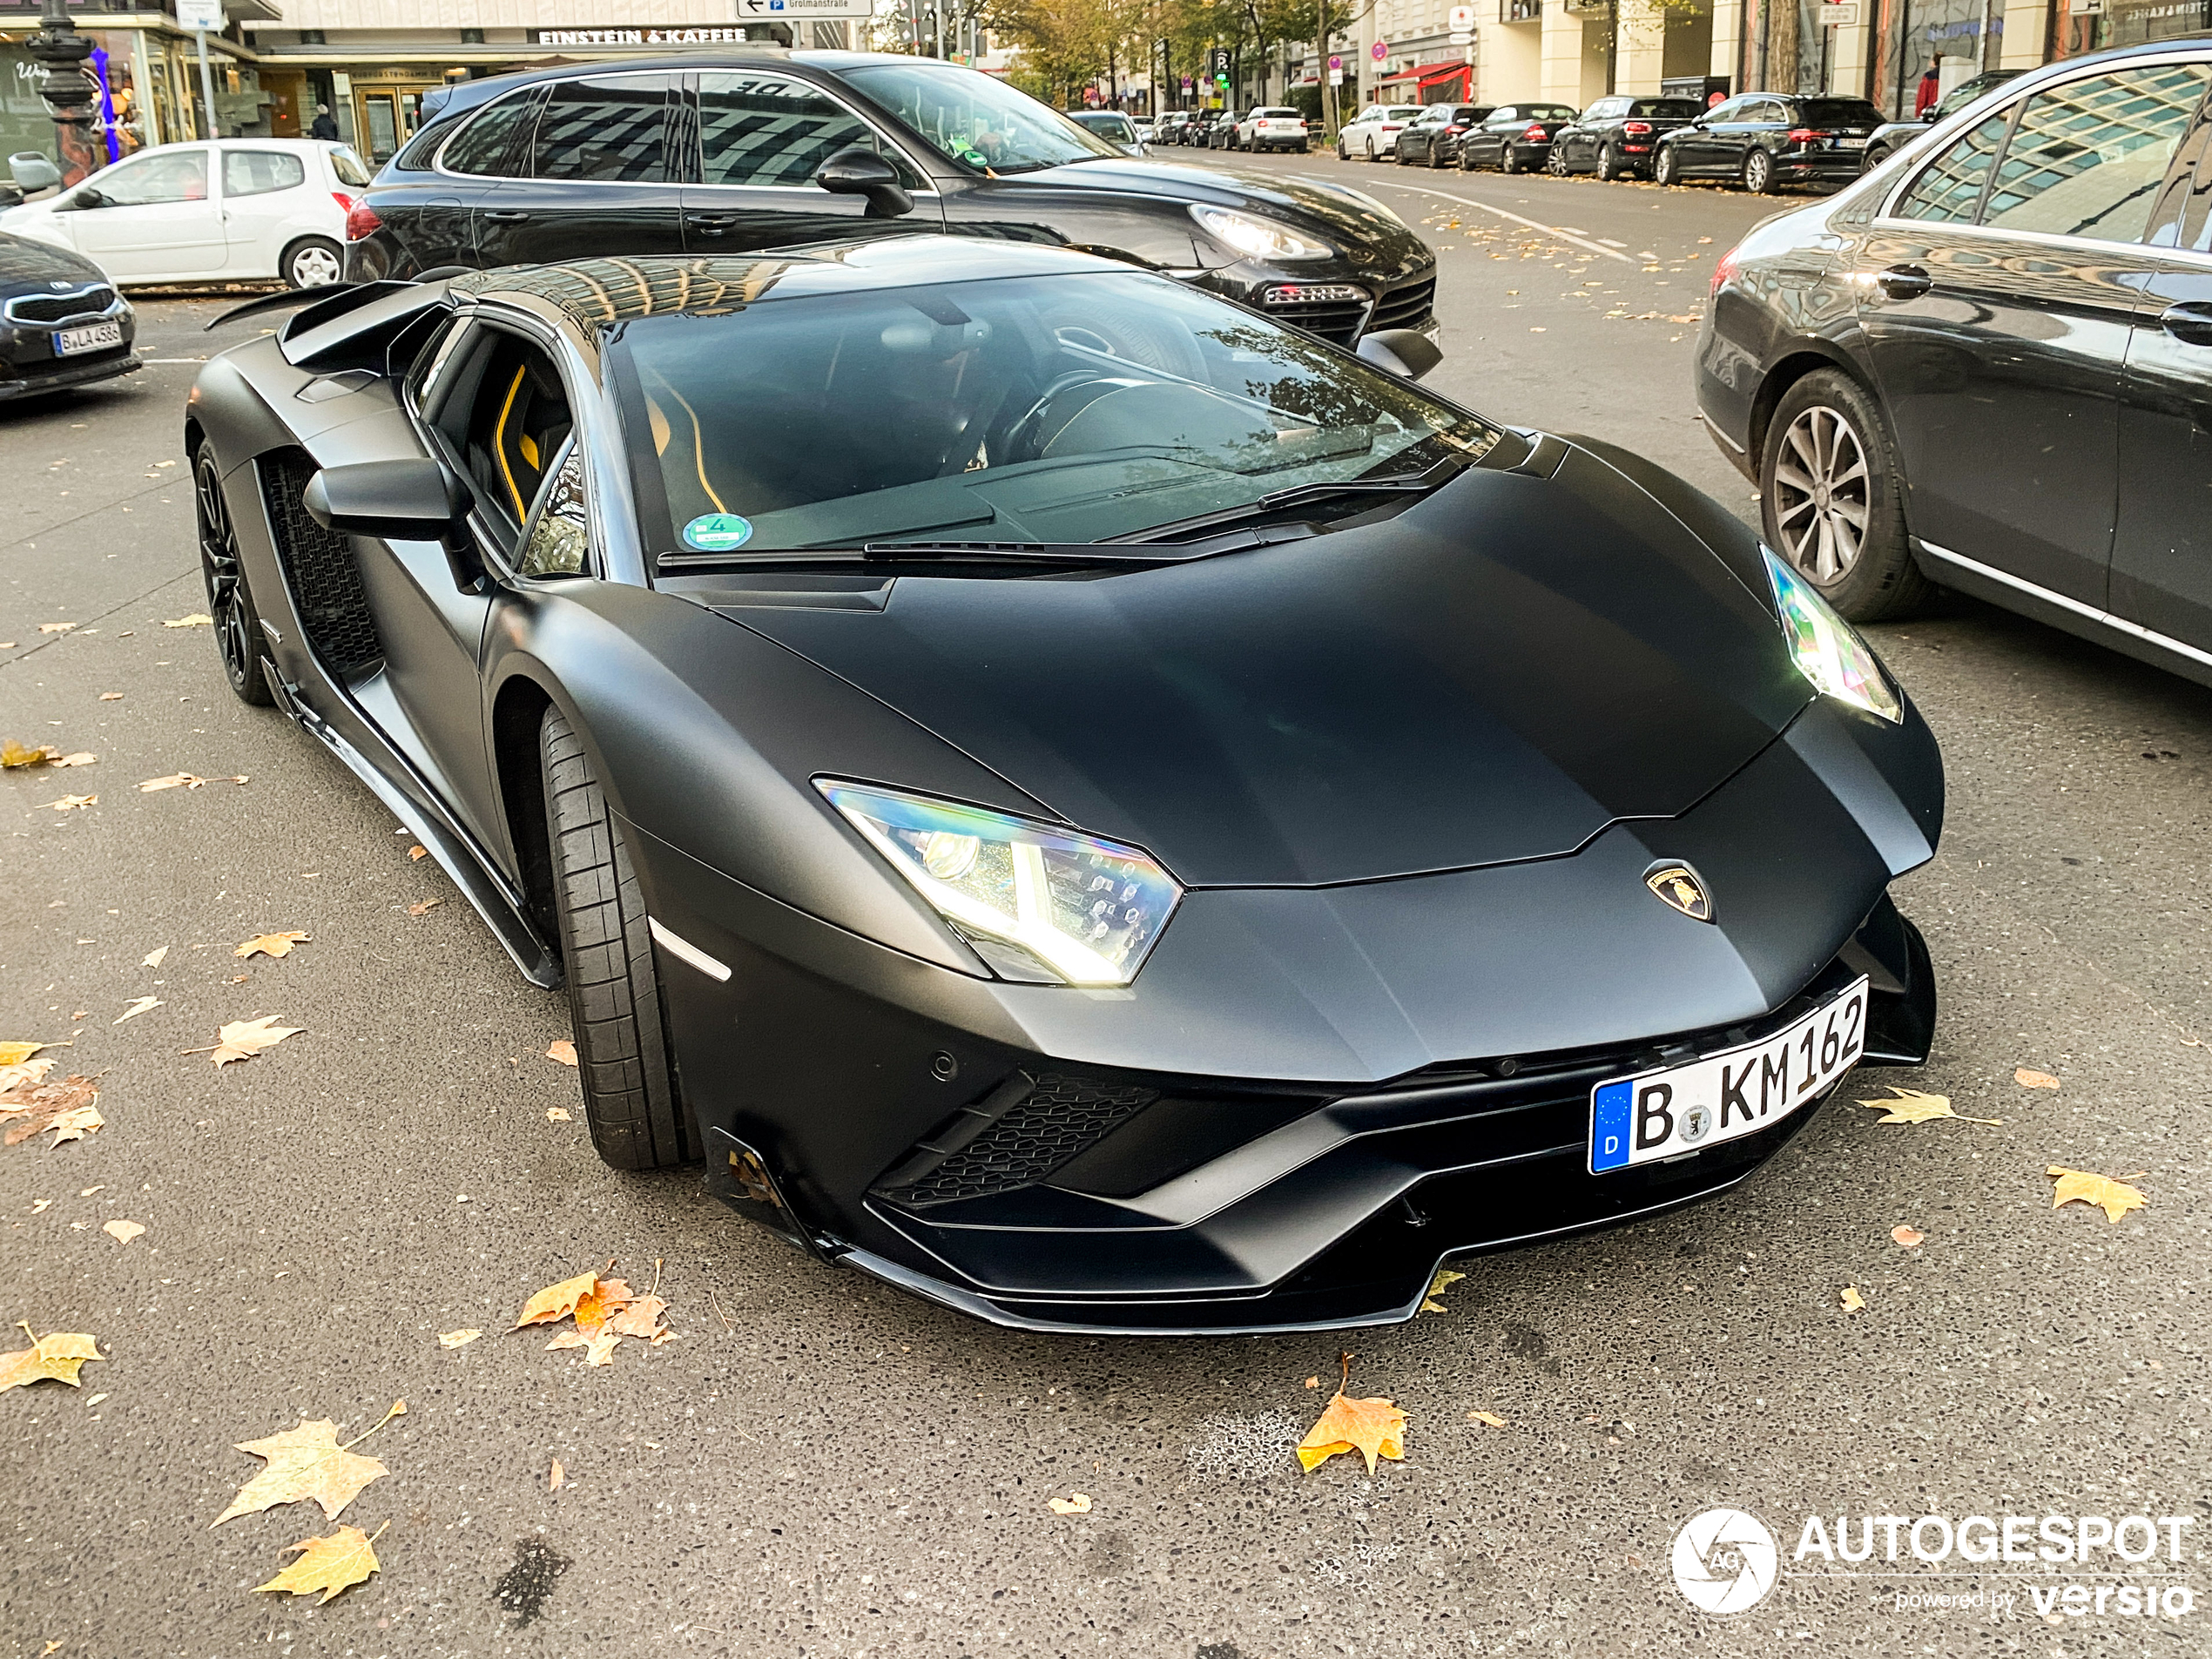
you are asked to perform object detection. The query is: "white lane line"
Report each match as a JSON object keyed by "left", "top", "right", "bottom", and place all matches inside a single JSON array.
[
  {"left": 141, "top": 357, "right": 209, "bottom": 363},
  {"left": 1358, "top": 178, "right": 1637, "bottom": 264}
]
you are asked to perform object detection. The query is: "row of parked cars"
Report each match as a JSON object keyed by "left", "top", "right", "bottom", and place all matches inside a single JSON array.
[
  {"left": 1336, "top": 75, "right": 2024, "bottom": 192},
  {"left": 1155, "top": 107, "right": 1313, "bottom": 152}
]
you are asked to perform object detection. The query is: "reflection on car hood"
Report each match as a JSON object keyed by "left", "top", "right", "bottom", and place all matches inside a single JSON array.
[
  {"left": 0, "top": 230, "right": 104, "bottom": 293},
  {"left": 733, "top": 446, "right": 1816, "bottom": 887},
  {"left": 1018, "top": 157, "right": 1433, "bottom": 273}
]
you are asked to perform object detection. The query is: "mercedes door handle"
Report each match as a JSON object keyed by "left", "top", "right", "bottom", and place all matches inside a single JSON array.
[
  {"left": 2158, "top": 301, "right": 2212, "bottom": 347},
  {"left": 1875, "top": 264, "right": 1932, "bottom": 300},
  {"left": 482, "top": 210, "right": 531, "bottom": 223}
]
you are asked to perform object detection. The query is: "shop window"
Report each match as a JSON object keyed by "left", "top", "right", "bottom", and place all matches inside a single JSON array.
[
  {"left": 1980, "top": 63, "right": 2210, "bottom": 244},
  {"left": 223, "top": 149, "right": 305, "bottom": 197}
]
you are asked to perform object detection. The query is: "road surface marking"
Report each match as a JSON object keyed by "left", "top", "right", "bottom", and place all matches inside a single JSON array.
[{"left": 1358, "top": 179, "right": 1637, "bottom": 264}]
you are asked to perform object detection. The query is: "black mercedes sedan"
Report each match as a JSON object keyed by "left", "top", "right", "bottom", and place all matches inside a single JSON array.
[
  {"left": 1395, "top": 105, "right": 1493, "bottom": 169},
  {"left": 342, "top": 52, "right": 1438, "bottom": 349},
  {"left": 1458, "top": 104, "right": 1579, "bottom": 172},
  {"left": 0, "top": 232, "right": 138, "bottom": 402},
  {"left": 190, "top": 236, "right": 1939, "bottom": 1334},
  {"left": 1655, "top": 93, "right": 1886, "bottom": 192},
  {"left": 1551, "top": 95, "right": 1703, "bottom": 180},
  {"left": 1697, "top": 40, "right": 2212, "bottom": 683}
]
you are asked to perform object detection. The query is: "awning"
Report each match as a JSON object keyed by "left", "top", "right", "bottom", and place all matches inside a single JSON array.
[{"left": 1375, "top": 59, "right": 1473, "bottom": 88}]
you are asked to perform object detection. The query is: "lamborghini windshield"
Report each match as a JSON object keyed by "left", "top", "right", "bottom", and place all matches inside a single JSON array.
[{"left": 607, "top": 270, "right": 1499, "bottom": 560}]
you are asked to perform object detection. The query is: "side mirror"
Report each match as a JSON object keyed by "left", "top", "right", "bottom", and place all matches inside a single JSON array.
[
  {"left": 9, "top": 152, "right": 61, "bottom": 194},
  {"left": 815, "top": 146, "right": 914, "bottom": 219},
  {"left": 304, "top": 459, "right": 483, "bottom": 590},
  {"left": 61, "top": 186, "right": 106, "bottom": 212},
  {"left": 1920, "top": 110, "right": 1938, "bottom": 124},
  {"left": 1357, "top": 328, "right": 1442, "bottom": 381}
]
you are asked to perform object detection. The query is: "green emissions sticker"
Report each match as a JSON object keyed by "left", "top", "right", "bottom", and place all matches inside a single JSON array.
[{"left": 681, "top": 513, "right": 752, "bottom": 552}]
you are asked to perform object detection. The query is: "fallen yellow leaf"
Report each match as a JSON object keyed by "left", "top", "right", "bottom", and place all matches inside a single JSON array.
[
  {"left": 514, "top": 1271, "right": 599, "bottom": 1330},
  {"left": 102, "top": 1219, "right": 145, "bottom": 1245},
  {"left": 545, "top": 1041, "right": 577, "bottom": 1067},
  {"left": 436, "top": 1329, "right": 481, "bottom": 1348},
  {"left": 407, "top": 845, "right": 427, "bottom": 861},
  {"left": 0, "top": 1325, "right": 102, "bottom": 1391},
  {"left": 98, "top": 692, "right": 122, "bottom": 702},
  {"left": 546, "top": 1107, "right": 571, "bottom": 1122},
  {"left": 114, "top": 996, "right": 162, "bottom": 1024},
  {"left": 141, "top": 947, "right": 167, "bottom": 968},
  {"left": 1840, "top": 1286, "right": 1865, "bottom": 1312},
  {"left": 1303, "top": 1375, "right": 1319, "bottom": 1389},
  {"left": 212, "top": 1401, "right": 403, "bottom": 1527},
  {"left": 209, "top": 1016, "right": 301, "bottom": 1068},
  {"left": 1855, "top": 1088, "right": 2001, "bottom": 1127},
  {"left": 583, "top": 1329, "right": 620, "bottom": 1366},
  {"left": 1298, "top": 1354, "right": 1408, "bottom": 1474},
  {"left": 253, "top": 1521, "right": 387, "bottom": 1604},
  {"left": 1048, "top": 1494, "right": 1092, "bottom": 1514},
  {"left": 234, "top": 932, "right": 311, "bottom": 961},
  {"left": 1, "top": 739, "right": 57, "bottom": 767},
  {"left": 163, "top": 614, "right": 214, "bottom": 629},
  {"left": 2014, "top": 1068, "right": 2060, "bottom": 1089},
  {"left": 37, "top": 623, "right": 75, "bottom": 634},
  {"left": 405, "top": 900, "right": 442, "bottom": 916},
  {"left": 138, "top": 773, "right": 248, "bottom": 792},
  {"left": 2, "top": 1075, "right": 103, "bottom": 1148},
  {"left": 1892, "top": 1224, "right": 1925, "bottom": 1249},
  {"left": 43, "top": 794, "right": 95, "bottom": 813},
  {"left": 1468, "top": 1411, "right": 1507, "bottom": 1428},
  {"left": 549, "top": 1459, "right": 565, "bottom": 1492},
  {"left": 608, "top": 1294, "right": 668, "bottom": 1342},
  {"left": 2047, "top": 1166, "right": 2147, "bottom": 1224},
  {"left": 1420, "top": 1267, "right": 1465, "bottom": 1314},
  {"left": 0, "top": 1042, "right": 56, "bottom": 1069},
  {"left": 50, "top": 752, "right": 94, "bottom": 768}
]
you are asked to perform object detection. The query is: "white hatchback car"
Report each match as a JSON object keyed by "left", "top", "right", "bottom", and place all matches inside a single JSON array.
[
  {"left": 1337, "top": 105, "right": 1426, "bottom": 161},
  {"left": 0, "top": 138, "right": 370, "bottom": 288}
]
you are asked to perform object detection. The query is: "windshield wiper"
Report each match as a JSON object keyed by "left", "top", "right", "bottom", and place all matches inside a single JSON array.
[
  {"left": 1109, "top": 455, "right": 1471, "bottom": 547},
  {"left": 655, "top": 523, "right": 1323, "bottom": 575}
]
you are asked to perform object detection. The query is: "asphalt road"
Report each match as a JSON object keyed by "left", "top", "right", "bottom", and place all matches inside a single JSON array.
[{"left": 2, "top": 166, "right": 2207, "bottom": 1659}]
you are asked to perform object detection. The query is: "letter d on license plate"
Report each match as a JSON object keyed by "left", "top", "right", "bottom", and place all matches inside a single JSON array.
[{"left": 1588, "top": 978, "right": 1867, "bottom": 1173}]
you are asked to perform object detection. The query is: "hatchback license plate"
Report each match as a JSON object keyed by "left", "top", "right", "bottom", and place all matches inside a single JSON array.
[
  {"left": 54, "top": 320, "right": 122, "bottom": 355},
  {"left": 1589, "top": 978, "right": 1868, "bottom": 1173}
]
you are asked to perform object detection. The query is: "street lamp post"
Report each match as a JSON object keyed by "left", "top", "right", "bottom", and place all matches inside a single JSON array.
[{"left": 25, "top": 0, "right": 104, "bottom": 188}]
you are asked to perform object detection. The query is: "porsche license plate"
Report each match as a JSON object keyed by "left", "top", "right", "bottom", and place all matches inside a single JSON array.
[
  {"left": 1833, "top": 137, "right": 1869, "bottom": 150},
  {"left": 1588, "top": 978, "right": 1868, "bottom": 1173},
  {"left": 54, "top": 320, "right": 122, "bottom": 356}
]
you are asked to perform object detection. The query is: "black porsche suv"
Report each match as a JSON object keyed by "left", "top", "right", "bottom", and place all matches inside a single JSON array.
[{"left": 344, "top": 51, "right": 1439, "bottom": 348}]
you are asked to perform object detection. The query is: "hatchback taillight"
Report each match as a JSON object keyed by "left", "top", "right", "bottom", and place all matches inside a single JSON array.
[
  {"left": 1523, "top": 123, "right": 1548, "bottom": 141},
  {"left": 1622, "top": 120, "right": 1653, "bottom": 135},
  {"left": 344, "top": 199, "right": 382, "bottom": 241}
]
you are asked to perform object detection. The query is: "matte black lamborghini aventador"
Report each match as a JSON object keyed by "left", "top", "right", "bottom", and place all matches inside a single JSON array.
[{"left": 185, "top": 236, "right": 1941, "bottom": 1334}]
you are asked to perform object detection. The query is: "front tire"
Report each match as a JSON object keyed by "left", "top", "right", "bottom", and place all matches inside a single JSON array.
[
  {"left": 1654, "top": 145, "right": 1681, "bottom": 186},
  {"left": 193, "top": 448, "right": 274, "bottom": 708},
  {"left": 1743, "top": 148, "right": 1777, "bottom": 194},
  {"left": 1761, "top": 368, "right": 1929, "bottom": 623},
  {"left": 281, "top": 235, "right": 344, "bottom": 289},
  {"left": 540, "top": 705, "right": 698, "bottom": 1171}
]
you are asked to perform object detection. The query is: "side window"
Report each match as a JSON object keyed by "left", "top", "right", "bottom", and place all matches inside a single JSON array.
[
  {"left": 222, "top": 150, "right": 306, "bottom": 198},
  {"left": 517, "top": 444, "right": 590, "bottom": 578},
  {"left": 442, "top": 89, "right": 544, "bottom": 179},
  {"left": 432, "top": 332, "right": 574, "bottom": 548},
  {"left": 1895, "top": 111, "right": 2009, "bottom": 223},
  {"left": 1979, "top": 63, "right": 2210, "bottom": 244},
  {"left": 697, "top": 72, "right": 876, "bottom": 187},
  {"left": 329, "top": 147, "right": 373, "bottom": 188},
  {"left": 529, "top": 75, "right": 671, "bottom": 183},
  {"left": 87, "top": 149, "right": 208, "bottom": 206}
]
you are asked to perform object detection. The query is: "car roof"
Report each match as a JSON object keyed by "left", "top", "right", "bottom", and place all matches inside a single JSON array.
[
  {"left": 425, "top": 47, "right": 989, "bottom": 113},
  {"left": 456, "top": 236, "right": 1150, "bottom": 327}
]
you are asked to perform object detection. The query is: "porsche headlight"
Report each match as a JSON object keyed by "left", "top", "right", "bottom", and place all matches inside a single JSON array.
[
  {"left": 1190, "top": 204, "right": 1333, "bottom": 262},
  {"left": 817, "top": 782, "right": 1182, "bottom": 987},
  {"left": 1763, "top": 548, "right": 1902, "bottom": 723}
]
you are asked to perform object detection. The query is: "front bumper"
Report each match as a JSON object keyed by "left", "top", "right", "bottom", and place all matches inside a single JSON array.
[
  {"left": 1199, "top": 260, "right": 1439, "bottom": 347},
  {"left": 0, "top": 342, "right": 138, "bottom": 399}
]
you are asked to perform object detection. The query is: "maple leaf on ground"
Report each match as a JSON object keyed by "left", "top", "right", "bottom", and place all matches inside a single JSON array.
[
  {"left": 545, "top": 1041, "right": 577, "bottom": 1068},
  {"left": 0, "top": 1042, "right": 57, "bottom": 1069},
  {"left": 583, "top": 1329, "right": 620, "bottom": 1366},
  {"left": 572, "top": 1279, "right": 632, "bottom": 1334},
  {"left": 407, "top": 844, "right": 427, "bottom": 861},
  {"left": 1420, "top": 1267, "right": 1465, "bottom": 1314},
  {"left": 114, "top": 996, "right": 162, "bottom": 1024},
  {"left": 2047, "top": 1166, "right": 2148, "bottom": 1224},
  {"left": 1840, "top": 1286, "right": 1866, "bottom": 1312},
  {"left": 1, "top": 1076, "right": 102, "bottom": 1148},
  {"left": 44, "top": 794, "right": 95, "bottom": 812},
  {"left": 513, "top": 1271, "right": 599, "bottom": 1330},
  {"left": 234, "top": 932, "right": 311, "bottom": 961},
  {"left": 0, "top": 1325, "right": 102, "bottom": 1392},
  {"left": 49, "top": 752, "right": 94, "bottom": 768},
  {"left": 1297, "top": 1353, "right": 1409, "bottom": 1474},
  {"left": 1855, "top": 1088, "right": 2002, "bottom": 1128},
  {"left": 406, "top": 900, "right": 442, "bottom": 916},
  {"left": 608, "top": 1294, "right": 668, "bottom": 1342},
  {"left": 1, "top": 739, "right": 59, "bottom": 768},
  {"left": 103, "top": 1219, "right": 145, "bottom": 1245},
  {"left": 2014, "top": 1068, "right": 2060, "bottom": 1089},
  {"left": 1048, "top": 1494, "right": 1092, "bottom": 1514},
  {"left": 253, "top": 1521, "right": 388, "bottom": 1604},
  {"left": 142, "top": 947, "right": 168, "bottom": 968},
  {"left": 212, "top": 1400, "right": 404, "bottom": 1527},
  {"left": 206, "top": 1016, "right": 301, "bottom": 1068}
]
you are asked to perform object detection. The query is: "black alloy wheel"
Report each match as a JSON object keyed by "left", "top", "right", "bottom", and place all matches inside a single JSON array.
[
  {"left": 1654, "top": 144, "right": 1681, "bottom": 185},
  {"left": 1743, "top": 147, "right": 1777, "bottom": 193},
  {"left": 1501, "top": 146, "right": 1522, "bottom": 174},
  {"left": 1596, "top": 142, "right": 1622, "bottom": 181},
  {"left": 193, "top": 448, "right": 273, "bottom": 707},
  {"left": 1547, "top": 146, "right": 1569, "bottom": 176},
  {"left": 540, "top": 704, "right": 698, "bottom": 1172},
  {"left": 1761, "top": 368, "right": 1929, "bottom": 623}
]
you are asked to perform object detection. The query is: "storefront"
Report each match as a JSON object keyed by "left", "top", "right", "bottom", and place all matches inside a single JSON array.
[
  {"left": 0, "top": 4, "right": 277, "bottom": 164},
  {"left": 1376, "top": 58, "right": 1477, "bottom": 103},
  {"left": 2053, "top": 0, "right": 2212, "bottom": 57}
]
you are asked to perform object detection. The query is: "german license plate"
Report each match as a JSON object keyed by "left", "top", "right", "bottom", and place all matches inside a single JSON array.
[
  {"left": 1588, "top": 978, "right": 1868, "bottom": 1173},
  {"left": 1833, "top": 137, "right": 1869, "bottom": 150},
  {"left": 55, "top": 320, "right": 122, "bottom": 355}
]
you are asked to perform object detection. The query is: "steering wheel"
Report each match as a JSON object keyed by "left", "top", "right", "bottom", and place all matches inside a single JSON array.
[{"left": 1001, "top": 370, "right": 1109, "bottom": 464}]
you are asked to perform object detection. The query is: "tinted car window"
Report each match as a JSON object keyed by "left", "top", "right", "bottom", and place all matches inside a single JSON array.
[
  {"left": 87, "top": 149, "right": 207, "bottom": 206},
  {"left": 698, "top": 71, "right": 876, "bottom": 187},
  {"left": 442, "top": 89, "right": 543, "bottom": 179},
  {"left": 610, "top": 272, "right": 1499, "bottom": 556},
  {"left": 329, "top": 147, "right": 373, "bottom": 187},
  {"left": 1629, "top": 98, "right": 1701, "bottom": 118},
  {"left": 840, "top": 62, "right": 1119, "bottom": 173},
  {"left": 529, "top": 75, "right": 670, "bottom": 183},
  {"left": 222, "top": 150, "right": 305, "bottom": 197},
  {"left": 1799, "top": 99, "right": 1884, "bottom": 127},
  {"left": 1895, "top": 111, "right": 2008, "bottom": 222},
  {"left": 451, "top": 334, "right": 573, "bottom": 536},
  {"left": 1981, "top": 63, "right": 2210, "bottom": 243}
]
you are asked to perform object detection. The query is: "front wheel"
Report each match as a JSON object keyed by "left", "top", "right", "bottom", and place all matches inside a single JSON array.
[
  {"left": 1743, "top": 148, "right": 1777, "bottom": 194},
  {"left": 1547, "top": 148, "right": 1569, "bottom": 177},
  {"left": 1761, "top": 368, "right": 1928, "bottom": 623},
  {"left": 281, "top": 235, "right": 344, "bottom": 289},
  {"left": 1596, "top": 143, "right": 1622, "bottom": 181},
  {"left": 1654, "top": 145, "right": 1681, "bottom": 186},
  {"left": 193, "top": 448, "right": 274, "bottom": 707},
  {"left": 541, "top": 705, "right": 698, "bottom": 1171}
]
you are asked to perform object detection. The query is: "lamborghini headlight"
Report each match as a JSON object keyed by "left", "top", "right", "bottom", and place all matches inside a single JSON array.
[
  {"left": 1763, "top": 548, "right": 1902, "bottom": 723},
  {"left": 817, "top": 781, "right": 1182, "bottom": 987},
  {"left": 1190, "top": 204, "right": 1333, "bottom": 262}
]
